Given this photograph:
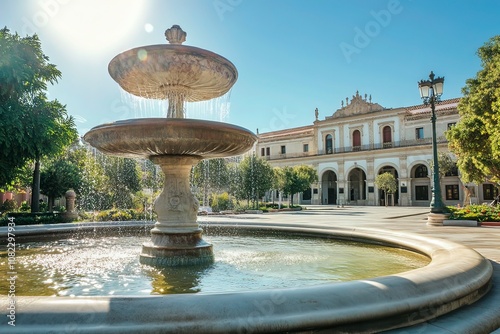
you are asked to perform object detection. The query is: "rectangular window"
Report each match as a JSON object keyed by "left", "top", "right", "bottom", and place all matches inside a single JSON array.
[
  {"left": 281, "top": 145, "right": 286, "bottom": 154},
  {"left": 415, "top": 185, "right": 429, "bottom": 200},
  {"left": 445, "top": 185, "right": 460, "bottom": 200},
  {"left": 303, "top": 144, "right": 309, "bottom": 152},
  {"left": 416, "top": 127, "right": 424, "bottom": 139},
  {"left": 266, "top": 147, "right": 270, "bottom": 156},
  {"left": 261, "top": 148, "right": 265, "bottom": 156},
  {"left": 483, "top": 184, "right": 498, "bottom": 200},
  {"left": 302, "top": 188, "right": 312, "bottom": 201}
]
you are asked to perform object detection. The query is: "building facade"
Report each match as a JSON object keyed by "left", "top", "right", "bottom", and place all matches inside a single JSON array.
[{"left": 256, "top": 91, "right": 497, "bottom": 207}]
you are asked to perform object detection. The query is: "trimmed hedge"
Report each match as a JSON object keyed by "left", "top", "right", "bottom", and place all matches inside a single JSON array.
[{"left": 1, "top": 212, "right": 66, "bottom": 226}]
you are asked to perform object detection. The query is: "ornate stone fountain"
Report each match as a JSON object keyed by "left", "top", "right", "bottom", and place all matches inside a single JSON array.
[{"left": 83, "top": 25, "right": 257, "bottom": 266}]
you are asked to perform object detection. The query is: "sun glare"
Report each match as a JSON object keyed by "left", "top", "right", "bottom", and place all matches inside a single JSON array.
[{"left": 46, "top": 0, "right": 147, "bottom": 57}]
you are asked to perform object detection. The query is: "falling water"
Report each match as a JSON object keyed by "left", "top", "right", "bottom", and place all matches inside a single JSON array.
[
  {"left": 118, "top": 88, "right": 232, "bottom": 121},
  {"left": 185, "top": 90, "right": 232, "bottom": 122}
]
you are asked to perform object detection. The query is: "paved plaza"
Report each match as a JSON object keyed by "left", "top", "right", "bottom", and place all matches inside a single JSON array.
[{"left": 199, "top": 206, "right": 500, "bottom": 333}]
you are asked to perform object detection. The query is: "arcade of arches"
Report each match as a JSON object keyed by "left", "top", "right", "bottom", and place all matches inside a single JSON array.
[{"left": 316, "top": 164, "right": 436, "bottom": 206}]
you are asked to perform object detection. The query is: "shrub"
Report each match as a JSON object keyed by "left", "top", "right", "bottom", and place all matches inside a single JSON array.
[
  {"left": 19, "top": 201, "right": 30, "bottom": 212},
  {"left": 1, "top": 199, "right": 17, "bottom": 213},
  {"left": 53, "top": 205, "right": 66, "bottom": 213},
  {"left": 447, "top": 204, "right": 500, "bottom": 222},
  {"left": 94, "top": 208, "right": 149, "bottom": 221},
  {"left": 211, "top": 192, "right": 234, "bottom": 212},
  {"left": 0, "top": 212, "right": 66, "bottom": 226}
]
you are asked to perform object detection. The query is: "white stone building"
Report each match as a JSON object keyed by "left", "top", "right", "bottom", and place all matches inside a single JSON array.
[{"left": 256, "top": 91, "right": 498, "bottom": 207}]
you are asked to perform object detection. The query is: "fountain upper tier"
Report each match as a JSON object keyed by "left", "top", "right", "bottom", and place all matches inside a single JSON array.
[
  {"left": 83, "top": 118, "right": 257, "bottom": 159},
  {"left": 108, "top": 25, "right": 237, "bottom": 110}
]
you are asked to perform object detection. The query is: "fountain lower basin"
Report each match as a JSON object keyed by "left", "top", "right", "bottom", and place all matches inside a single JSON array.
[
  {"left": 3, "top": 230, "right": 429, "bottom": 296},
  {"left": 1, "top": 220, "right": 492, "bottom": 333},
  {"left": 83, "top": 118, "right": 257, "bottom": 159}
]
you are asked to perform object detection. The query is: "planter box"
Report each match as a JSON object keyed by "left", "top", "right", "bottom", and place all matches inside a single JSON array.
[
  {"left": 480, "top": 221, "right": 500, "bottom": 227},
  {"left": 443, "top": 219, "right": 478, "bottom": 227}
]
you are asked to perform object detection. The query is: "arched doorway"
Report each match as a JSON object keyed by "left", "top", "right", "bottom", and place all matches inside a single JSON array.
[
  {"left": 378, "top": 166, "right": 399, "bottom": 206},
  {"left": 321, "top": 171, "right": 337, "bottom": 204},
  {"left": 347, "top": 168, "right": 366, "bottom": 203},
  {"left": 412, "top": 164, "right": 431, "bottom": 206}
]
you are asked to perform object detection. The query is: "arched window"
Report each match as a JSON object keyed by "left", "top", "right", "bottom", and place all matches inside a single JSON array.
[
  {"left": 325, "top": 134, "right": 333, "bottom": 154},
  {"left": 353, "top": 130, "right": 361, "bottom": 151},
  {"left": 415, "top": 165, "right": 428, "bottom": 178},
  {"left": 383, "top": 126, "right": 392, "bottom": 147}
]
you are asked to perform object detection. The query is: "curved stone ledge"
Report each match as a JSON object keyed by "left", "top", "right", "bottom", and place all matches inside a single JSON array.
[{"left": 0, "top": 221, "right": 493, "bottom": 333}]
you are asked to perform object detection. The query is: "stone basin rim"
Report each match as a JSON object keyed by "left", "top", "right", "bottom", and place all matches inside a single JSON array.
[
  {"left": 108, "top": 43, "right": 238, "bottom": 101},
  {"left": 84, "top": 118, "right": 256, "bottom": 134},
  {"left": 82, "top": 118, "right": 258, "bottom": 159},
  {"left": 108, "top": 43, "right": 238, "bottom": 75},
  {"left": 2, "top": 221, "right": 493, "bottom": 333}
]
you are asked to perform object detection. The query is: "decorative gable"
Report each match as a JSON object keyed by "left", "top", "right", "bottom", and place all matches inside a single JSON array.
[{"left": 327, "top": 91, "right": 384, "bottom": 119}]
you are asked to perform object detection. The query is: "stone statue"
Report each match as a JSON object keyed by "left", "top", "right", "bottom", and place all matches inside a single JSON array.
[{"left": 315, "top": 108, "right": 319, "bottom": 120}]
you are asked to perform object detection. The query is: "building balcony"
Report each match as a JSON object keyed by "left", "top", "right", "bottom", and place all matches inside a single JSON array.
[{"left": 261, "top": 137, "right": 447, "bottom": 161}]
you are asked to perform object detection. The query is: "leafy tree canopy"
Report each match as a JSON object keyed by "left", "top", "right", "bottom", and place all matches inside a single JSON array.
[
  {"left": 277, "top": 165, "right": 318, "bottom": 206},
  {"left": 40, "top": 158, "right": 81, "bottom": 210},
  {"left": 237, "top": 155, "right": 274, "bottom": 207},
  {"left": 447, "top": 35, "right": 500, "bottom": 185},
  {"left": 375, "top": 172, "right": 397, "bottom": 194},
  {"left": 0, "top": 27, "right": 77, "bottom": 190}
]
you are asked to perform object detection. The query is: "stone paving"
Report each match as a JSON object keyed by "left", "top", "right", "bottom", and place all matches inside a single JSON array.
[{"left": 199, "top": 205, "right": 500, "bottom": 333}]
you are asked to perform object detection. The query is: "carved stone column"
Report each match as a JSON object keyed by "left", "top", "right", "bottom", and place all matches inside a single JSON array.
[{"left": 140, "top": 155, "right": 214, "bottom": 267}]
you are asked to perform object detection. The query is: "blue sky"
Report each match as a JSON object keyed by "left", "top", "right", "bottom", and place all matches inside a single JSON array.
[{"left": 1, "top": 0, "right": 499, "bottom": 136}]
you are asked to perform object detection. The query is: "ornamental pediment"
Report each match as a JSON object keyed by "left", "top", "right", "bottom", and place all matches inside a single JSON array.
[{"left": 328, "top": 91, "right": 384, "bottom": 119}]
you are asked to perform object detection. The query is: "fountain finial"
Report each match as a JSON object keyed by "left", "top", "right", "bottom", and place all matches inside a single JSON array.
[{"left": 165, "top": 25, "right": 187, "bottom": 44}]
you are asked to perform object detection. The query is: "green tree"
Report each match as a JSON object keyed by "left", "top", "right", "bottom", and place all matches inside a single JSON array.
[
  {"left": 103, "top": 156, "right": 141, "bottom": 209},
  {"left": 375, "top": 172, "right": 397, "bottom": 206},
  {"left": 447, "top": 35, "right": 500, "bottom": 186},
  {"left": 192, "top": 158, "right": 229, "bottom": 206},
  {"left": 40, "top": 158, "right": 81, "bottom": 210},
  {"left": 26, "top": 95, "right": 78, "bottom": 211},
  {"left": 238, "top": 155, "right": 274, "bottom": 208},
  {"left": 75, "top": 149, "right": 110, "bottom": 211},
  {"left": 140, "top": 159, "right": 163, "bottom": 194},
  {"left": 1, "top": 28, "right": 60, "bottom": 189},
  {"left": 279, "top": 165, "right": 318, "bottom": 206},
  {"left": 0, "top": 28, "right": 77, "bottom": 210}
]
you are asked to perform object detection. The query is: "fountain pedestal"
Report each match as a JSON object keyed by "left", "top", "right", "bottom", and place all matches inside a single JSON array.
[{"left": 139, "top": 155, "right": 214, "bottom": 266}]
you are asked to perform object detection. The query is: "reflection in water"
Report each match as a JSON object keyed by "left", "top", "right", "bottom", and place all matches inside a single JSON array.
[{"left": 0, "top": 235, "right": 429, "bottom": 296}]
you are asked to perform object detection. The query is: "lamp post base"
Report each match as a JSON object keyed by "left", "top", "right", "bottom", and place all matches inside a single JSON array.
[{"left": 427, "top": 213, "right": 449, "bottom": 226}]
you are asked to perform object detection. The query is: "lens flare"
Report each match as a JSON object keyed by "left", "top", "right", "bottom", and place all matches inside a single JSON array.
[
  {"left": 144, "top": 23, "right": 154, "bottom": 33},
  {"left": 138, "top": 49, "right": 147, "bottom": 61}
]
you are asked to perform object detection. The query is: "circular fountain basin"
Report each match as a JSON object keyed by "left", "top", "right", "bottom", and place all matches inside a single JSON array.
[
  {"left": 108, "top": 44, "right": 237, "bottom": 100},
  {"left": 82, "top": 118, "right": 257, "bottom": 159},
  {"left": 2, "top": 233, "right": 429, "bottom": 296},
  {"left": 1, "top": 221, "right": 492, "bottom": 333}
]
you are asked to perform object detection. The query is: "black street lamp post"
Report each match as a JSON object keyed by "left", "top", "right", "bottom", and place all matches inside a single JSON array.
[{"left": 418, "top": 71, "right": 445, "bottom": 214}]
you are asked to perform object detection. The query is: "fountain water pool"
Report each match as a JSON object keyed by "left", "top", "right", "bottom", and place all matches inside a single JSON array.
[{"left": 1, "top": 230, "right": 429, "bottom": 297}]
